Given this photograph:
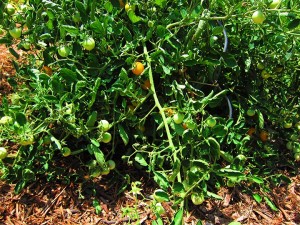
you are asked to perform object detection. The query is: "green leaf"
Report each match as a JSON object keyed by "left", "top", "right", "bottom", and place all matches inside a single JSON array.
[
  {"left": 59, "top": 68, "right": 78, "bottom": 83},
  {"left": 92, "top": 199, "right": 102, "bottom": 215},
  {"left": 88, "top": 77, "right": 101, "bottom": 108},
  {"left": 253, "top": 193, "right": 262, "bottom": 203},
  {"left": 86, "top": 111, "right": 98, "bottom": 127},
  {"left": 60, "top": 25, "right": 79, "bottom": 35},
  {"left": 221, "top": 53, "right": 237, "bottom": 68},
  {"left": 264, "top": 196, "right": 278, "bottom": 211},
  {"left": 127, "top": 10, "right": 142, "bottom": 23},
  {"left": 15, "top": 112, "right": 27, "bottom": 126},
  {"left": 212, "top": 125, "right": 228, "bottom": 137},
  {"left": 249, "top": 176, "right": 264, "bottom": 184},
  {"left": 153, "top": 171, "right": 170, "bottom": 189},
  {"left": 9, "top": 47, "right": 19, "bottom": 59},
  {"left": 155, "top": 0, "right": 167, "bottom": 7},
  {"left": 118, "top": 124, "right": 129, "bottom": 146},
  {"left": 154, "top": 189, "right": 169, "bottom": 202},
  {"left": 257, "top": 111, "right": 264, "bottom": 129},
  {"left": 228, "top": 222, "right": 242, "bottom": 225},
  {"left": 135, "top": 153, "right": 148, "bottom": 167},
  {"left": 104, "top": 1, "right": 113, "bottom": 12},
  {"left": 287, "top": 18, "right": 300, "bottom": 30},
  {"left": 206, "top": 191, "right": 223, "bottom": 200},
  {"left": 93, "top": 147, "right": 106, "bottom": 167},
  {"left": 212, "top": 26, "right": 224, "bottom": 35},
  {"left": 170, "top": 208, "right": 183, "bottom": 225}
]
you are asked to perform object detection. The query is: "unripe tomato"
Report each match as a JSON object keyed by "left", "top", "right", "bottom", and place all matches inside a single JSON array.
[
  {"left": 257, "top": 62, "right": 265, "bottom": 70},
  {"left": 286, "top": 141, "right": 293, "bottom": 150},
  {"left": 173, "top": 112, "right": 184, "bottom": 124},
  {"left": 107, "top": 160, "right": 116, "bottom": 170},
  {"left": 125, "top": 3, "right": 135, "bottom": 12},
  {"left": 43, "top": 135, "right": 52, "bottom": 145},
  {"left": 206, "top": 118, "right": 217, "bottom": 128},
  {"left": 259, "top": 130, "right": 269, "bottom": 142},
  {"left": 101, "top": 132, "right": 112, "bottom": 143},
  {"left": 72, "top": 12, "right": 81, "bottom": 23},
  {"left": 191, "top": 192, "right": 205, "bottom": 205},
  {"left": 252, "top": 10, "right": 266, "bottom": 24},
  {"left": 294, "top": 153, "right": 300, "bottom": 162},
  {"left": 269, "top": 0, "right": 281, "bottom": 9},
  {"left": 246, "top": 108, "right": 256, "bottom": 117},
  {"left": 57, "top": 46, "right": 70, "bottom": 57},
  {"left": 0, "top": 147, "right": 8, "bottom": 160},
  {"left": 99, "top": 120, "right": 110, "bottom": 131},
  {"left": 132, "top": 62, "right": 144, "bottom": 76},
  {"left": 261, "top": 70, "right": 271, "bottom": 79},
  {"left": 9, "top": 27, "right": 22, "bottom": 39},
  {"left": 62, "top": 147, "right": 71, "bottom": 157},
  {"left": 0, "top": 116, "right": 13, "bottom": 125},
  {"left": 6, "top": 4, "right": 15, "bottom": 15},
  {"left": 283, "top": 122, "right": 293, "bottom": 129},
  {"left": 20, "top": 135, "right": 34, "bottom": 146},
  {"left": 22, "top": 40, "right": 31, "bottom": 50},
  {"left": 82, "top": 37, "right": 95, "bottom": 51},
  {"left": 148, "top": 20, "right": 154, "bottom": 28},
  {"left": 101, "top": 167, "right": 110, "bottom": 175}
]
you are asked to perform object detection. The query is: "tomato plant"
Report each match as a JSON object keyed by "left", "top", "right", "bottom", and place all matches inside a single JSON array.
[{"left": 57, "top": 45, "right": 70, "bottom": 57}]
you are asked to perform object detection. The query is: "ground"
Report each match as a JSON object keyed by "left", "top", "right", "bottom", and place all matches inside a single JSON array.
[{"left": 1, "top": 39, "right": 300, "bottom": 225}]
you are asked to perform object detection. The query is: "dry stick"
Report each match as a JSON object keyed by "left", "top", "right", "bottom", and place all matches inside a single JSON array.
[{"left": 40, "top": 185, "right": 68, "bottom": 217}]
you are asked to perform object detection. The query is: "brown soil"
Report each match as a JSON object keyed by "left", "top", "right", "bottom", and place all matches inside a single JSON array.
[{"left": 1, "top": 38, "right": 300, "bottom": 225}]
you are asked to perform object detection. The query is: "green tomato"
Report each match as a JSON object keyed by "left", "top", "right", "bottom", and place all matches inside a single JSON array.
[
  {"left": 295, "top": 122, "right": 300, "bottom": 131},
  {"left": 269, "top": 0, "right": 281, "bottom": 9},
  {"left": 101, "top": 132, "right": 112, "bottom": 143},
  {"left": 173, "top": 112, "right": 184, "bottom": 124},
  {"left": 246, "top": 108, "right": 256, "bottom": 117},
  {"left": 294, "top": 153, "right": 300, "bottom": 162},
  {"left": 90, "top": 167, "right": 101, "bottom": 177},
  {"left": 191, "top": 192, "right": 205, "bottom": 205},
  {"left": 0, "top": 116, "right": 13, "bottom": 125},
  {"left": 101, "top": 167, "right": 110, "bottom": 175},
  {"left": 257, "top": 62, "right": 265, "bottom": 70},
  {"left": 57, "top": 46, "right": 70, "bottom": 57},
  {"left": 6, "top": 4, "right": 15, "bottom": 15},
  {"left": 107, "top": 160, "right": 116, "bottom": 170},
  {"left": 9, "top": 27, "right": 22, "bottom": 39},
  {"left": 20, "top": 135, "right": 34, "bottom": 146},
  {"left": 62, "top": 147, "right": 71, "bottom": 157},
  {"left": 43, "top": 135, "right": 52, "bottom": 145},
  {"left": 148, "top": 20, "right": 154, "bottom": 28},
  {"left": 99, "top": 120, "right": 110, "bottom": 131},
  {"left": 261, "top": 70, "right": 271, "bottom": 79},
  {"left": 252, "top": 10, "right": 266, "bottom": 24},
  {"left": 0, "top": 147, "right": 8, "bottom": 160},
  {"left": 283, "top": 122, "right": 293, "bottom": 129},
  {"left": 72, "top": 12, "right": 81, "bottom": 23},
  {"left": 206, "top": 118, "right": 217, "bottom": 128},
  {"left": 286, "top": 142, "right": 293, "bottom": 150},
  {"left": 22, "top": 41, "right": 31, "bottom": 50},
  {"left": 82, "top": 37, "right": 95, "bottom": 51}
]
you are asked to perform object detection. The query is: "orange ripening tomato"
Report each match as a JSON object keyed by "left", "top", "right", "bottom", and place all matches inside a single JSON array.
[
  {"left": 259, "top": 130, "right": 269, "bottom": 142},
  {"left": 132, "top": 62, "right": 144, "bottom": 76},
  {"left": 247, "top": 127, "right": 256, "bottom": 136},
  {"left": 42, "top": 66, "right": 53, "bottom": 75},
  {"left": 141, "top": 79, "right": 151, "bottom": 90}
]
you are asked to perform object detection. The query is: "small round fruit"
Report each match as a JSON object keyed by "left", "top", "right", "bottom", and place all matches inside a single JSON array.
[
  {"left": 57, "top": 46, "right": 70, "bottom": 57},
  {"left": 148, "top": 20, "right": 154, "bottom": 28},
  {"left": 252, "top": 10, "right": 266, "bottom": 24},
  {"left": 101, "top": 167, "right": 110, "bottom": 175},
  {"left": 82, "top": 37, "right": 95, "bottom": 51},
  {"left": 286, "top": 141, "right": 293, "bottom": 150},
  {"left": 191, "top": 192, "right": 205, "bottom": 205},
  {"left": 99, "top": 120, "right": 110, "bottom": 131},
  {"left": 283, "top": 122, "right": 293, "bottom": 129},
  {"left": 9, "top": 27, "right": 22, "bottom": 39},
  {"left": 246, "top": 108, "right": 256, "bottom": 117},
  {"left": 247, "top": 127, "right": 256, "bottom": 136},
  {"left": 0, "top": 147, "right": 8, "bottom": 160},
  {"left": 259, "top": 130, "right": 269, "bottom": 142},
  {"left": 62, "top": 147, "right": 71, "bottom": 157},
  {"left": 132, "top": 62, "right": 144, "bottom": 76},
  {"left": 20, "top": 135, "right": 34, "bottom": 146},
  {"left": 173, "top": 112, "right": 184, "bottom": 124},
  {"left": 6, "top": 4, "right": 15, "bottom": 15},
  {"left": 269, "top": 0, "right": 281, "bottom": 9},
  {"left": 107, "top": 160, "right": 116, "bottom": 170},
  {"left": 257, "top": 62, "right": 265, "bottom": 70},
  {"left": 206, "top": 118, "right": 217, "bottom": 128},
  {"left": 125, "top": 3, "right": 130, "bottom": 11},
  {"left": 43, "top": 135, "right": 52, "bottom": 145},
  {"left": 294, "top": 153, "right": 300, "bottom": 162},
  {"left": 0, "top": 116, "right": 13, "bottom": 125},
  {"left": 261, "top": 70, "right": 271, "bottom": 79},
  {"left": 141, "top": 79, "right": 151, "bottom": 90},
  {"left": 72, "top": 12, "right": 81, "bottom": 23},
  {"left": 101, "top": 132, "right": 112, "bottom": 143}
]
